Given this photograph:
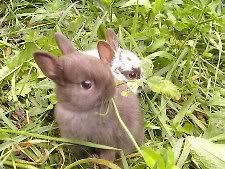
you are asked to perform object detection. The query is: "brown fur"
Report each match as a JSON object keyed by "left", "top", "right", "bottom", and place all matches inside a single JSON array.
[{"left": 33, "top": 32, "right": 144, "bottom": 168}]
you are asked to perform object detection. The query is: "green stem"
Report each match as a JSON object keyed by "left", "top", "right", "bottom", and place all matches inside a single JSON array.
[
  {"left": 111, "top": 98, "right": 143, "bottom": 156},
  {"left": 3, "top": 161, "right": 39, "bottom": 169}
]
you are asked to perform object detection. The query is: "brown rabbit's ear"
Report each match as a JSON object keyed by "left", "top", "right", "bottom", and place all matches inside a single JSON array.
[
  {"left": 55, "top": 32, "right": 78, "bottom": 55},
  {"left": 97, "top": 41, "right": 115, "bottom": 65},
  {"left": 33, "top": 51, "right": 61, "bottom": 81},
  {"left": 106, "top": 28, "right": 119, "bottom": 51}
]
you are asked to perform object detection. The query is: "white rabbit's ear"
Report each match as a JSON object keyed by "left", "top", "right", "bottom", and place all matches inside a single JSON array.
[
  {"left": 106, "top": 28, "right": 119, "bottom": 51},
  {"left": 97, "top": 40, "right": 115, "bottom": 65},
  {"left": 33, "top": 51, "right": 61, "bottom": 81},
  {"left": 55, "top": 32, "right": 78, "bottom": 55}
]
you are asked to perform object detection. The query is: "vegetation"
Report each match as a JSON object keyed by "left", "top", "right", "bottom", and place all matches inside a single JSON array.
[{"left": 0, "top": 0, "right": 225, "bottom": 168}]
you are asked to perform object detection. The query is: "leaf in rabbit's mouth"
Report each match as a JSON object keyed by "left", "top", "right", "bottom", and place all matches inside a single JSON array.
[{"left": 96, "top": 99, "right": 111, "bottom": 116}]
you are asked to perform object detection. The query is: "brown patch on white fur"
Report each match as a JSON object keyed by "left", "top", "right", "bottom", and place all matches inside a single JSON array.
[{"left": 118, "top": 67, "right": 141, "bottom": 80}]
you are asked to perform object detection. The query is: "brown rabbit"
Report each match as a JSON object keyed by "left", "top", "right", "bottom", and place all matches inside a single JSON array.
[{"left": 33, "top": 32, "right": 144, "bottom": 168}]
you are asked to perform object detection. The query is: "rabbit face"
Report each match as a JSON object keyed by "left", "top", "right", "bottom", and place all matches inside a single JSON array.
[
  {"left": 33, "top": 33, "right": 115, "bottom": 113},
  {"left": 112, "top": 49, "right": 142, "bottom": 81},
  {"left": 56, "top": 54, "right": 115, "bottom": 112},
  {"left": 106, "top": 28, "right": 143, "bottom": 82}
]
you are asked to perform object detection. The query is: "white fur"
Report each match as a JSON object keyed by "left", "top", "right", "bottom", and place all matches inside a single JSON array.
[{"left": 83, "top": 49, "right": 99, "bottom": 59}]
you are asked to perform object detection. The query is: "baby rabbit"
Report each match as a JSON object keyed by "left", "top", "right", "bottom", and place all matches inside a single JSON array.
[
  {"left": 33, "top": 32, "right": 144, "bottom": 168},
  {"left": 84, "top": 28, "right": 142, "bottom": 82}
]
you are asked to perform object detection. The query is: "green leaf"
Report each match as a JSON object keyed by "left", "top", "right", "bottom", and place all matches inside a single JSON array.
[
  {"left": 147, "top": 51, "right": 175, "bottom": 60},
  {"left": 173, "top": 138, "right": 184, "bottom": 163},
  {"left": 176, "top": 139, "right": 191, "bottom": 168},
  {"left": 0, "top": 108, "right": 17, "bottom": 130},
  {"left": 97, "top": 23, "right": 106, "bottom": 39},
  {"left": 16, "top": 83, "right": 32, "bottom": 97},
  {"left": 36, "top": 79, "right": 55, "bottom": 90},
  {"left": 0, "top": 66, "right": 10, "bottom": 79},
  {"left": 16, "top": 76, "right": 34, "bottom": 97},
  {"left": 164, "top": 147, "right": 177, "bottom": 169},
  {"left": 121, "top": 0, "right": 151, "bottom": 8},
  {"left": 29, "top": 8, "right": 47, "bottom": 24},
  {"left": 147, "top": 76, "right": 181, "bottom": 99},
  {"left": 172, "top": 92, "right": 196, "bottom": 125},
  {"left": 0, "top": 65, "right": 22, "bottom": 84},
  {"left": 100, "top": 0, "right": 113, "bottom": 7},
  {"left": 127, "top": 79, "right": 145, "bottom": 93},
  {"left": 204, "top": 111, "right": 225, "bottom": 138},
  {"left": 174, "top": 21, "right": 188, "bottom": 31},
  {"left": 11, "top": 73, "right": 18, "bottom": 102},
  {"left": 187, "top": 136, "right": 225, "bottom": 169},
  {"left": 147, "top": 38, "right": 166, "bottom": 53},
  {"left": 67, "top": 16, "right": 86, "bottom": 33},
  {"left": 90, "top": 17, "right": 103, "bottom": 41},
  {"left": 28, "top": 106, "right": 47, "bottom": 116},
  {"left": 140, "top": 57, "right": 153, "bottom": 78},
  {"left": 23, "top": 30, "right": 42, "bottom": 43},
  {"left": 141, "top": 146, "right": 165, "bottom": 169},
  {"left": 16, "top": 42, "right": 37, "bottom": 66},
  {"left": 209, "top": 91, "right": 225, "bottom": 106},
  {"left": 152, "top": 0, "right": 165, "bottom": 15}
]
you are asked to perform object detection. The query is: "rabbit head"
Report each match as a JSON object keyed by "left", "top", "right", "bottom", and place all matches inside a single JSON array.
[
  {"left": 33, "top": 32, "right": 115, "bottom": 112},
  {"left": 106, "top": 28, "right": 142, "bottom": 82}
]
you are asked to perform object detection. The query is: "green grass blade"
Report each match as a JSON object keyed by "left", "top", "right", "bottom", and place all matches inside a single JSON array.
[
  {"left": 0, "top": 129, "right": 119, "bottom": 150},
  {"left": 172, "top": 91, "right": 197, "bottom": 125}
]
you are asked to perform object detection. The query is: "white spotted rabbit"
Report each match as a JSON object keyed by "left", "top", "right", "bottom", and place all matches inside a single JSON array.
[{"left": 84, "top": 28, "right": 142, "bottom": 82}]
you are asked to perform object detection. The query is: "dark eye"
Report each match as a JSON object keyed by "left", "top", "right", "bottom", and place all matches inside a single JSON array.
[
  {"left": 81, "top": 80, "right": 92, "bottom": 89},
  {"left": 128, "top": 72, "right": 137, "bottom": 79}
]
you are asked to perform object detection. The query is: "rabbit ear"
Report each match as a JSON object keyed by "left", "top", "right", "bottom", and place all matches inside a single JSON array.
[
  {"left": 55, "top": 32, "right": 78, "bottom": 55},
  {"left": 97, "top": 41, "right": 115, "bottom": 65},
  {"left": 106, "top": 28, "right": 119, "bottom": 51},
  {"left": 33, "top": 51, "right": 61, "bottom": 81}
]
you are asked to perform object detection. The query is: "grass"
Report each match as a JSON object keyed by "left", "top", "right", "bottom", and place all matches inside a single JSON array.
[{"left": 0, "top": 0, "right": 225, "bottom": 168}]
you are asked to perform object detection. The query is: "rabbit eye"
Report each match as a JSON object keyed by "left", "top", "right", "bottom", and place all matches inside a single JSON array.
[
  {"left": 81, "top": 80, "right": 92, "bottom": 89},
  {"left": 128, "top": 72, "right": 137, "bottom": 79}
]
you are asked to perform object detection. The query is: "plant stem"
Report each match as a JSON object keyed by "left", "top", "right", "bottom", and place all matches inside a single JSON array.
[{"left": 111, "top": 98, "right": 143, "bottom": 156}]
